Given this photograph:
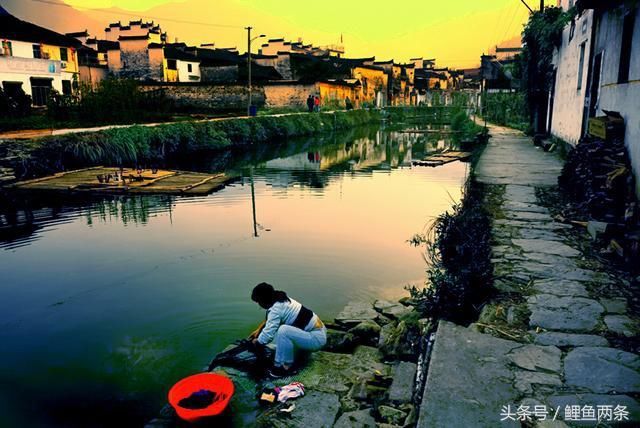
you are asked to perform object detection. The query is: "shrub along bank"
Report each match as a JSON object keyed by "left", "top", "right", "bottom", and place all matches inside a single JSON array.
[
  {"left": 408, "top": 179, "right": 494, "bottom": 324},
  {"left": 3, "top": 109, "right": 382, "bottom": 179}
]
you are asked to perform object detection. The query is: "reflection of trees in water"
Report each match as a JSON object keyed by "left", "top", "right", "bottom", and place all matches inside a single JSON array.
[
  {"left": 0, "top": 124, "right": 456, "bottom": 247},
  {"left": 180, "top": 126, "right": 378, "bottom": 174},
  {"left": 254, "top": 127, "right": 423, "bottom": 190},
  {"left": 0, "top": 192, "right": 174, "bottom": 248},
  {"left": 82, "top": 196, "right": 173, "bottom": 227}
]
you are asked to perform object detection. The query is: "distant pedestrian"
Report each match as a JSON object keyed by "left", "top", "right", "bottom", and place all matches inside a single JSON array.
[
  {"left": 314, "top": 95, "right": 320, "bottom": 112},
  {"left": 306, "top": 95, "right": 314, "bottom": 113},
  {"left": 345, "top": 96, "right": 353, "bottom": 110}
]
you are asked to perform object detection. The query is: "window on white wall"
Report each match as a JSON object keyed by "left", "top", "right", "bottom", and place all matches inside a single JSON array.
[
  {"left": 187, "top": 63, "right": 192, "bottom": 72},
  {"left": 32, "top": 44, "right": 42, "bottom": 59},
  {"left": 618, "top": 9, "right": 636, "bottom": 84},
  {"left": 577, "top": 42, "right": 586, "bottom": 90},
  {"left": 1, "top": 40, "right": 12, "bottom": 56}
]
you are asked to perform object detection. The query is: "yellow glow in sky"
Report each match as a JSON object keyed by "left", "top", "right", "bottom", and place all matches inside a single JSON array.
[
  {"left": 64, "top": 0, "right": 187, "bottom": 10},
  {"left": 60, "top": 0, "right": 558, "bottom": 68}
]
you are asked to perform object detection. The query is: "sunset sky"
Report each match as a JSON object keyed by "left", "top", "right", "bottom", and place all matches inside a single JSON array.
[{"left": 2, "top": 0, "right": 559, "bottom": 68}]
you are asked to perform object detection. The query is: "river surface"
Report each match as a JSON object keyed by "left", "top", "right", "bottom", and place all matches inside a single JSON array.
[{"left": 0, "top": 124, "right": 468, "bottom": 427}]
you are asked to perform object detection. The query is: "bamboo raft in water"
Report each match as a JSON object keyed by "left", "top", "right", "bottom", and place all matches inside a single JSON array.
[
  {"left": 412, "top": 151, "right": 472, "bottom": 167},
  {"left": 10, "top": 166, "right": 237, "bottom": 196}
]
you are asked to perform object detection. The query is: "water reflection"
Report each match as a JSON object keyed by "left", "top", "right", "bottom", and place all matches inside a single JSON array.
[
  {"left": 0, "top": 124, "right": 468, "bottom": 427},
  {"left": 1, "top": 126, "right": 460, "bottom": 250}
]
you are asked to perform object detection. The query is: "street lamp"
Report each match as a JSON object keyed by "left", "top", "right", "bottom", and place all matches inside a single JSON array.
[{"left": 245, "top": 27, "right": 265, "bottom": 116}]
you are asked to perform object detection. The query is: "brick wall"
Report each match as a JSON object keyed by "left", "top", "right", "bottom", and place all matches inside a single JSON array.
[
  {"left": 264, "top": 83, "right": 317, "bottom": 108},
  {"left": 140, "top": 83, "right": 265, "bottom": 112},
  {"left": 141, "top": 82, "right": 324, "bottom": 111}
]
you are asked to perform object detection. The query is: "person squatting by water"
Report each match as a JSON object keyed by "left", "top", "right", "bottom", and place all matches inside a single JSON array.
[{"left": 249, "top": 282, "right": 327, "bottom": 378}]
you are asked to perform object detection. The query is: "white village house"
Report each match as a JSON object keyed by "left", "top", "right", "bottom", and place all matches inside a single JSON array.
[
  {"left": 550, "top": 0, "right": 640, "bottom": 195},
  {"left": 0, "top": 6, "right": 81, "bottom": 106}
]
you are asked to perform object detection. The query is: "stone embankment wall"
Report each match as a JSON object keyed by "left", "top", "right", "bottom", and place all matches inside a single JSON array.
[
  {"left": 140, "top": 82, "right": 319, "bottom": 111},
  {"left": 140, "top": 83, "right": 266, "bottom": 112}
]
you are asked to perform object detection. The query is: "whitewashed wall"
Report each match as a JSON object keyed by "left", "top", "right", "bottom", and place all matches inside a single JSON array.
[
  {"left": 593, "top": 7, "right": 640, "bottom": 196},
  {"left": 0, "top": 39, "right": 66, "bottom": 97},
  {"left": 550, "top": 2, "right": 594, "bottom": 145},
  {"left": 177, "top": 60, "right": 200, "bottom": 82}
]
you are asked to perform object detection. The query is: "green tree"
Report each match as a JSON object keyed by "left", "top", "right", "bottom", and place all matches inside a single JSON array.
[{"left": 520, "top": 6, "right": 573, "bottom": 131}]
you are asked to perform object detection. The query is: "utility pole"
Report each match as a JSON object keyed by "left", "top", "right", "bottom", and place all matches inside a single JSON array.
[
  {"left": 250, "top": 167, "right": 258, "bottom": 237},
  {"left": 246, "top": 26, "right": 252, "bottom": 117},
  {"left": 540, "top": 0, "right": 545, "bottom": 11},
  {"left": 245, "top": 27, "right": 266, "bottom": 116}
]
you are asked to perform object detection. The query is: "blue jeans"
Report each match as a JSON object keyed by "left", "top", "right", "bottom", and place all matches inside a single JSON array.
[{"left": 274, "top": 324, "right": 327, "bottom": 366}]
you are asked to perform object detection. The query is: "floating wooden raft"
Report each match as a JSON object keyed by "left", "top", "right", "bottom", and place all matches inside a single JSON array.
[
  {"left": 11, "top": 166, "right": 236, "bottom": 196},
  {"left": 412, "top": 151, "right": 472, "bottom": 167}
]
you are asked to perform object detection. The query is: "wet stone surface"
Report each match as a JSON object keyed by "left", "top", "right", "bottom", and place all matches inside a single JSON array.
[
  {"left": 531, "top": 279, "right": 589, "bottom": 297},
  {"left": 388, "top": 361, "right": 417, "bottom": 404},
  {"left": 502, "top": 201, "right": 550, "bottom": 214},
  {"left": 373, "top": 299, "right": 413, "bottom": 320},
  {"left": 564, "top": 347, "right": 640, "bottom": 394},
  {"left": 418, "top": 321, "right": 521, "bottom": 428},
  {"left": 600, "top": 297, "right": 628, "bottom": 314},
  {"left": 604, "top": 315, "right": 637, "bottom": 337},
  {"left": 511, "top": 239, "right": 580, "bottom": 258},
  {"left": 258, "top": 390, "right": 340, "bottom": 428},
  {"left": 507, "top": 344, "right": 562, "bottom": 373},
  {"left": 527, "top": 294, "right": 604, "bottom": 332},
  {"left": 532, "top": 332, "right": 609, "bottom": 347},
  {"left": 335, "top": 302, "right": 379, "bottom": 327},
  {"left": 333, "top": 409, "right": 376, "bottom": 428},
  {"left": 514, "top": 371, "right": 562, "bottom": 394}
]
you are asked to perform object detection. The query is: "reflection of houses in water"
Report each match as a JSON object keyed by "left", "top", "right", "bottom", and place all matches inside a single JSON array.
[{"left": 263, "top": 132, "right": 416, "bottom": 173}]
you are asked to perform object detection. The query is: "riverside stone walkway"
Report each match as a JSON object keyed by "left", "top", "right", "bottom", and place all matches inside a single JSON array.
[{"left": 418, "top": 124, "right": 640, "bottom": 427}]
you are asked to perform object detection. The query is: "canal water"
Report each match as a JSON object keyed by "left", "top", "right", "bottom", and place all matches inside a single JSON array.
[{"left": 0, "top": 124, "right": 468, "bottom": 427}]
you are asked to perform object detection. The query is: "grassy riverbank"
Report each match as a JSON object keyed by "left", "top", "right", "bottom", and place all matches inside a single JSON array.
[
  {"left": 1, "top": 107, "right": 453, "bottom": 181},
  {"left": 1, "top": 109, "right": 383, "bottom": 180},
  {"left": 408, "top": 178, "right": 494, "bottom": 324}
]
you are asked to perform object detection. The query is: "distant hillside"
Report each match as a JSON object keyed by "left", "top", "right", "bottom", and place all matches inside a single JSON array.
[{"left": 0, "top": 0, "right": 103, "bottom": 36}]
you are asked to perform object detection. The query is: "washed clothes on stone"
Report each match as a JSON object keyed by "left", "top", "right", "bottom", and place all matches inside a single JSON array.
[{"left": 257, "top": 298, "right": 326, "bottom": 366}]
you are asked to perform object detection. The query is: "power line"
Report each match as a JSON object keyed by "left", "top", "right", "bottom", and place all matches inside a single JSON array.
[
  {"left": 498, "top": 1, "right": 521, "bottom": 49},
  {"left": 519, "top": 0, "right": 534, "bottom": 14},
  {"left": 30, "top": 0, "right": 244, "bottom": 29},
  {"left": 490, "top": 2, "right": 510, "bottom": 53}
]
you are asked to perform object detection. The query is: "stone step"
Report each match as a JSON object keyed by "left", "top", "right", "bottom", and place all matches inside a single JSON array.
[{"left": 417, "top": 321, "right": 522, "bottom": 427}]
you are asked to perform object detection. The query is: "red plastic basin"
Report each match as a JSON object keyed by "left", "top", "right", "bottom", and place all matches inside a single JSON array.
[{"left": 168, "top": 373, "right": 234, "bottom": 422}]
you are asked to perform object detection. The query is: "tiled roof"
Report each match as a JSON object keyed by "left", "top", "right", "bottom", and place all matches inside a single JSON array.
[
  {"left": 66, "top": 30, "right": 89, "bottom": 38},
  {"left": 85, "top": 38, "right": 120, "bottom": 52},
  {"left": 0, "top": 9, "right": 82, "bottom": 48},
  {"left": 118, "top": 35, "right": 150, "bottom": 41},
  {"left": 164, "top": 46, "right": 200, "bottom": 62}
]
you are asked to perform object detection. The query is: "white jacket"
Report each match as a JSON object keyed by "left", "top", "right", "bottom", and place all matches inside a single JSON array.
[{"left": 257, "top": 298, "right": 318, "bottom": 345}]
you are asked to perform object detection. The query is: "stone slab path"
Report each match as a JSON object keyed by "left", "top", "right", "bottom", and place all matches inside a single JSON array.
[{"left": 419, "top": 124, "right": 640, "bottom": 427}]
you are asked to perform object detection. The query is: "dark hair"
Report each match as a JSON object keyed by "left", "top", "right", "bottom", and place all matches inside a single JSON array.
[{"left": 251, "top": 282, "right": 289, "bottom": 307}]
